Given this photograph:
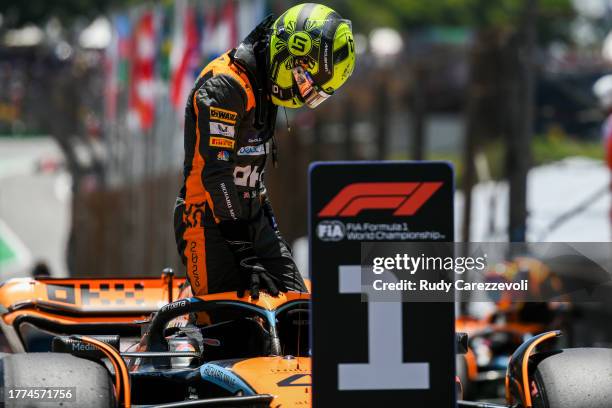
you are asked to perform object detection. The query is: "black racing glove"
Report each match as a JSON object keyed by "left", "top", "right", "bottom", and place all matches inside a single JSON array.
[
  {"left": 217, "top": 220, "right": 285, "bottom": 299},
  {"left": 237, "top": 258, "right": 287, "bottom": 299}
]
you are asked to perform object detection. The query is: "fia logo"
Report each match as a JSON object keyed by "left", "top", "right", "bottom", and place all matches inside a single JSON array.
[{"left": 316, "top": 220, "right": 345, "bottom": 241}]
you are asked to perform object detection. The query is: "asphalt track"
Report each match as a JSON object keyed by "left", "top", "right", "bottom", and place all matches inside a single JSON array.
[{"left": 0, "top": 137, "right": 71, "bottom": 279}]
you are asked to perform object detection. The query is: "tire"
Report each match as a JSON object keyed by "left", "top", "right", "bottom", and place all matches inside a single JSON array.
[
  {"left": 532, "top": 348, "right": 612, "bottom": 408},
  {"left": 1, "top": 353, "right": 115, "bottom": 408}
]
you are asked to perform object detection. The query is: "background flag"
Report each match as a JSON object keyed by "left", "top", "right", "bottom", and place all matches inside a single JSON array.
[
  {"left": 170, "top": 0, "right": 200, "bottom": 111},
  {"left": 128, "top": 11, "right": 156, "bottom": 131}
]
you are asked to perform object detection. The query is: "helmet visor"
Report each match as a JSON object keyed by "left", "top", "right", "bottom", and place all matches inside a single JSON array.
[{"left": 292, "top": 66, "right": 332, "bottom": 108}]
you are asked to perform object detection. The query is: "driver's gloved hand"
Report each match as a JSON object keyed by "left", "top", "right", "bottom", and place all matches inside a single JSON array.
[
  {"left": 218, "top": 220, "right": 286, "bottom": 299},
  {"left": 237, "top": 258, "right": 288, "bottom": 300}
]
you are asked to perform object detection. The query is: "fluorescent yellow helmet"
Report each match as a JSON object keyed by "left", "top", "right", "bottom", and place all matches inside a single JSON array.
[{"left": 269, "top": 3, "right": 356, "bottom": 108}]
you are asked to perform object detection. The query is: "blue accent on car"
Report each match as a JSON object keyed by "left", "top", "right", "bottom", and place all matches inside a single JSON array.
[{"left": 199, "top": 362, "right": 255, "bottom": 395}]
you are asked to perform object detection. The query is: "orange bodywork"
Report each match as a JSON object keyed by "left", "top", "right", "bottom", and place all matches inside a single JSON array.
[
  {"left": 519, "top": 331, "right": 560, "bottom": 407},
  {"left": 196, "top": 290, "right": 311, "bottom": 310},
  {"left": 232, "top": 357, "right": 311, "bottom": 406},
  {"left": 1, "top": 275, "right": 313, "bottom": 406},
  {"left": 1, "top": 276, "right": 311, "bottom": 325},
  {"left": 456, "top": 314, "right": 546, "bottom": 384},
  {"left": 456, "top": 315, "right": 545, "bottom": 338},
  {"left": 463, "top": 347, "right": 478, "bottom": 381},
  {"left": 0, "top": 276, "right": 186, "bottom": 325}
]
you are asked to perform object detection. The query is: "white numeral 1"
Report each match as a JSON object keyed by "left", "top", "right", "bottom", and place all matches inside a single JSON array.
[{"left": 337, "top": 265, "right": 430, "bottom": 390}]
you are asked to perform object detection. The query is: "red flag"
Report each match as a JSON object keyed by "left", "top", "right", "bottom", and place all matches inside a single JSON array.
[
  {"left": 170, "top": 1, "right": 200, "bottom": 110},
  {"left": 222, "top": 1, "right": 237, "bottom": 52},
  {"left": 201, "top": 1, "right": 237, "bottom": 60},
  {"left": 129, "top": 12, "right": 155, "bottom": 131}
]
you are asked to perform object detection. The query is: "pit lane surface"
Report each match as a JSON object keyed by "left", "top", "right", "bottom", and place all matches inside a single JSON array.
[{"left": 0, "top": 137, "right": 71, "bottom": 279}]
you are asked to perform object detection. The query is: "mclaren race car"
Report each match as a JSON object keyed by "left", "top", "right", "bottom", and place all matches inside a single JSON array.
[
  {"left": 0, "top": 270, "right": 611, "bottom": 407},
  {"left": 0, "top": 270, "right": 310, "bottom": 407}
]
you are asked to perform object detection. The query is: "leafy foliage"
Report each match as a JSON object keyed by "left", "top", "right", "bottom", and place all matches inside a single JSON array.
[
  {"left": 2, "top": 0, "right": 574, "bottom": 37},
  {"left": 322, "top": 0, "right": 573, "bottom": 33}
]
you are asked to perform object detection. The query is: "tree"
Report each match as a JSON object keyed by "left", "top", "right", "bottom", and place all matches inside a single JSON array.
[
  {"left": 322, "top": 0, "right": 574, "bottom": 244},
  {"left": 327, "top": 0, "right": 572, "bottom": 35}
]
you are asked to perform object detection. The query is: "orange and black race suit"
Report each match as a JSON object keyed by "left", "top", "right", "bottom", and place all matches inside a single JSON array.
[{"left": 174, "top": 23, "right": 307, "bottom": 296}]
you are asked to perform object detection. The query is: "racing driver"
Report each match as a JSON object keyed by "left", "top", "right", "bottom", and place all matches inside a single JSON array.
[{"left": 174, "top": 3, "right": 356, "bottom": 298}]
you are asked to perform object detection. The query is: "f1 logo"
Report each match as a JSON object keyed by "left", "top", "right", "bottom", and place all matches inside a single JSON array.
[{"left": 318, "top": 182, "right": 443, "bottom": 217}]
